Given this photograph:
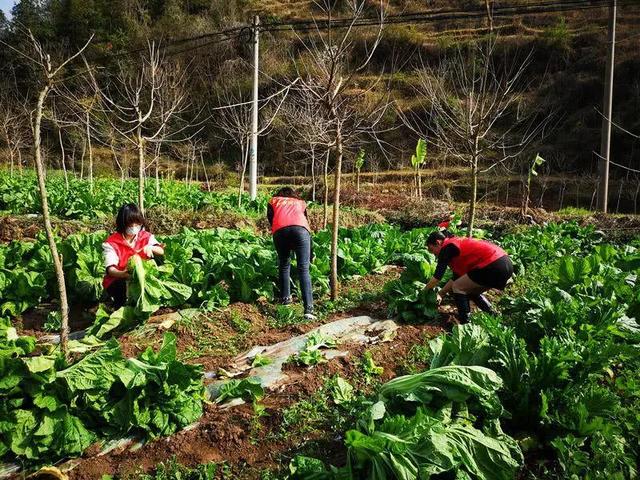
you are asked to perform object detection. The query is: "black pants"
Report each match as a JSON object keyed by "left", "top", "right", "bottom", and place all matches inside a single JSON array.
[
  {"left": 106, "top": 279, "right": 127, "bottom": 309},
  {"left": 467, "top": 255, "right": 514, "bottom": 290},
  {"left": 273, "top": 226, "right": 314, "bottom": 313}
]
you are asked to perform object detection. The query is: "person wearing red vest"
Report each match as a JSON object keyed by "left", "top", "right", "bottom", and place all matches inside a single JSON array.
[
  {"left": 102, "top": 203, "right": 164, "bottom": 308},
  {"left": 267, "top": 187, "right": 315, "bottom": 320},
  {"left": 425, "top": 230, "right": 513, "bottom": 323}
]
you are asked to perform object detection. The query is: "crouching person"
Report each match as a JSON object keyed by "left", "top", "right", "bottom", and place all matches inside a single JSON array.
[
  {"left": 102, "top": 203, "right": 164, "bottom": 308},
  {"left": 423, "top": 230, "right": 513, "bottom": 323}
]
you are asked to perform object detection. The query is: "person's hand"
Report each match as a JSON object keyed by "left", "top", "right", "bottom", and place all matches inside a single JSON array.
[
  {"left": 436, "top": 293, "right": 443, "bottom": 305},
  {"left": 141, "top": 245, "right": 155, "bottom": 258}
]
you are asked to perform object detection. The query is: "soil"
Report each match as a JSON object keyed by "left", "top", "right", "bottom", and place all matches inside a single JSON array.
[
  {"left": 0, "top": 205, "right": 383, "bottom": 244},
  {"left": 65, "top": 307, "right": 448, "bottom": 480},
  {"left": 47, "top": 265, "right": 454, "bottom": 479}
]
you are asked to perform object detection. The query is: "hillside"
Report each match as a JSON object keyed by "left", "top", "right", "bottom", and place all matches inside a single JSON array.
[{"left": 0, "top": 0, "right": 639, "bottom": 178}]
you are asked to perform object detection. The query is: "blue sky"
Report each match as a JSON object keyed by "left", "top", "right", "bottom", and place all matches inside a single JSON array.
[{"left": 0, "top": 0, "right": 14, "bottom": 18}]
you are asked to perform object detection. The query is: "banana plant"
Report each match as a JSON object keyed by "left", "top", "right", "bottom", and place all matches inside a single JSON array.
[
  {"left": 411, "top": 138, "right": 427, "bottom": 199},
  {"left": 521, "top": 153, "right": 545, "bottom": 217},
  {"left": 355, "top": 148, "right": 365, "bottom": 193}
]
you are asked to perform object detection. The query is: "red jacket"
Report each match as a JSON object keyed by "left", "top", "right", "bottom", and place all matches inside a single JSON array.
[
  {"left": 442, "top": 236, "right": 507, "bottom": 277},
  {"left": 103, "top": 230, "right": 153, "bottom": 289},
  {"left": 269, "top": 196, "right": 310, "bottom": 233}
]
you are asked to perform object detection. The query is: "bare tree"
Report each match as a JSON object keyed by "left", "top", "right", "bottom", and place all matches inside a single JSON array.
[
  {"left": 0, "top": 29, "right": 93, "bottom": 358},
  {"left": 211, "top": 88, "right": 252, "bottom": 206},
  {"left": 282, "top": 87, "right": 332, "bottom": 203},
  {"left": 291, "top": 0, "right": 390, "bottom": 299},
  {"left": 89, "top": 42, "right": 191, "bottom": 214},
  {"left": 0, "top": 90, "right": 29, "bottom": 175},
  {"left": 403, "top": 38, "right": 551, "bottom": 235},
  {"left": 211, "top": 82, "right": 291, "bottom": 206}
]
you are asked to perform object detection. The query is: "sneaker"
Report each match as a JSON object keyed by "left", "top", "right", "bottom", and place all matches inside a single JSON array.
[
  {"left": 303, "top": 312, "right": 317, "bottom": 321},
  {"left": 279, "top": 297, "right": 292, "bottom": 306}
]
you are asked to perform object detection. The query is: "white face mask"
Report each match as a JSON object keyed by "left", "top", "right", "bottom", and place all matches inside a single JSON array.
[{"left": 126, "top": 225, "right": 142, "bottom": 236}]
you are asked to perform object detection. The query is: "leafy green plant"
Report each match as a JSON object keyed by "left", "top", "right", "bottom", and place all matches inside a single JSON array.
[
  {"left": 127, "top": 255, "right": 192, "bottom": 313},
  {"left": 330, "top": 377, "right": 355, "bottom": 405},
  {"left": 521, "top": 153, "right": 545, "bottom": 217},
  {"left": 410, "top": 138, "right": 427, "bottom": 199},
  {"left": 295, "top": 348, "right": 326, "bottom": 367},
  {"left": 251, "top": 354, "right": 272, "bottom": 368},
  {"left": 384, "top": 253, "right": 439, "bottom": 323},
  {"left": 0, "top": 329, "right": 204, "bottom": 465},
  {"left": 361, "top": 350, "right": 383, "bottom": 382},
  {"left": 215, "top": 377, "right": 264, "bottom": 404}
]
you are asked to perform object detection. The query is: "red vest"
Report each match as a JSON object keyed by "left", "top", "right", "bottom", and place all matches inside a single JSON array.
[
  {"left": 103, "top": 230, "right": 153, "bottom": 289},
  {"left": 269, "top": 196, "right": 310, "bottom": 233},
  {"left": 442, "top": 236, "right": 507, "bottom": 277}
]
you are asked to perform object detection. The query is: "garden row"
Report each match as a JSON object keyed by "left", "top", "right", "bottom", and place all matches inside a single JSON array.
[
  {"left": 0, "top": 172, "right": 268, "bottom": 220},
  {"left": 293, "top": 224, "right": 640, "bottom": 479},
  {"left": 0, "top": 223, "right": 439, "bottom": 325},
  {"left": 0, "top": 222, "right": 442, "bottom": 471}
]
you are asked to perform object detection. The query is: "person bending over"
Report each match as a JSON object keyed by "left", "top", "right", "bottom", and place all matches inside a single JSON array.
[
  {"left": 267, "top": 187, "right": 315, "bottom": 320},
  {"left": 424, "top": 231, "right": 513, "bottom": 323}
]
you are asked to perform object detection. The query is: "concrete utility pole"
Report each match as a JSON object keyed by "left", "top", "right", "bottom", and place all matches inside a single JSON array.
[
  {"left": 598, "top": 0, "right": 617, "bottom": 213},
  {"left": 249, "top": 15, "right": 260, "bottom": 200}
]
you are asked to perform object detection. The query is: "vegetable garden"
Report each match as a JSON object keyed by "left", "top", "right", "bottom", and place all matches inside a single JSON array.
[
  {"left": 1, "top": 175, "right": 639, "bottom": 480},
  {"left": 1, "top": 0, "right": 639, "bottom": 476}
]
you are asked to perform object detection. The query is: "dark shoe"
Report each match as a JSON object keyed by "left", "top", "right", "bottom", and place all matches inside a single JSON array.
[
  {"left": 453, "top": 293, "right": 471, "bottom": 323},
  {"left": 469, "top": 294, "right": 494, "bottom": 314},
  {"left": 279, "top": 296, "right": 292, "bottom": 306}
]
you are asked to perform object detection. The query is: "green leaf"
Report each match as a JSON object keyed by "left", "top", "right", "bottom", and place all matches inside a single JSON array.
[
  {"left": 22, "top": 355, "right": 56, "bottom": 374},
  {"left": 215, "top": 377, "right": 264, "bottom": 404},
  {"left": 331, "top": 377, "right": 355, "bottom": 405},
  {"left": 411, "top": 138, "right": 427, "bottom": 168}
]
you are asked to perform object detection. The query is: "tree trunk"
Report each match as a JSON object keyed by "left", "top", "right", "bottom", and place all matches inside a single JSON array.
[
  {"left": 323, "top": 149, "right": 330, "bottom": 229},
  {"left": 58, "top": 127, "right": 69, "bottom": 190},
  {"left": 356, "top": 169, "right": 361, "bottom": 193},
  {"left": 86, "top": 112, "right": 93, "bottom": 193},
  {"left": 109, "top": 137, "right": 124, "bottom": 185},
  {"left": 8, "top": 146, "right": 14, "bottom": 177},
  {"left": 467, "top": 158, "right": 478, "bottom": 237},
  {"left": 80, "top": 139, "right": 86, "bottom": 179},
  {"left": 70, "top": 144, "right": 76, "bottom": 176},
  {"left": 34, "top": 86, "right": 70, "bottom": 359},
  {"left": 330, "top": 123, "right": 343, "bottom": 300},
  {"left": 485, "top": 0, "right": 494, "bottom": 32},
  {"left": 137, "top": 125, "right": 145, "bottom": 214},
  {"left": 311, "top": 148, "right": 316, "bottom": 202},
  {"left": 154, "top": 143, "right": 160, "bottom": 196},
  {"left": 200, "top": 150, "right": 210, "bottom": 191}
]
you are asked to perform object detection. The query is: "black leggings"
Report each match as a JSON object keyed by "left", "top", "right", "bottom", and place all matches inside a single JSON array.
[{"left": 467, "top": 255, "right": 514, "bottom": 290}]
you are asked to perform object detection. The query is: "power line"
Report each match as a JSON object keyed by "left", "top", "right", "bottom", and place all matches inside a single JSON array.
[
  {"left": 260, "top": 0, "right": 619, "bottom": 32},
  {"left": 108, "top": 0, "right": 629, "bottom": 58}
]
